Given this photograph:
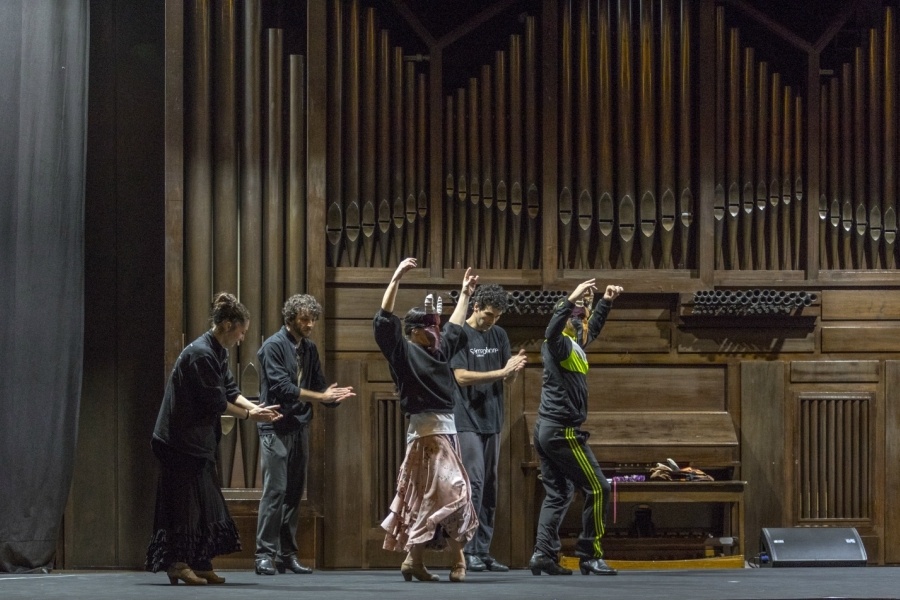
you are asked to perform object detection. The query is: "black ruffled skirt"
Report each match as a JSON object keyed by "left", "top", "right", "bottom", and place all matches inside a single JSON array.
[{"left": 144, "top": 439, "right": 241, "bottom": 572}]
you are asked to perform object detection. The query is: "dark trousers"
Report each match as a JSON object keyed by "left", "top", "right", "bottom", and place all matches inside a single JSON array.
[
  {"left": 533, "top": 419, "right": 611, "bottom": 559},
  {"left": 255, "top": 426, "right": 308, "bottom": 560},
  {"left": 458, "top": 431, "right": 500, "bottom": 556}
]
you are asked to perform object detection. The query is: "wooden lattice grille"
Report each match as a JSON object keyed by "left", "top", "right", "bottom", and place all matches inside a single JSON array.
[
  {"left": 375, "top": 394, "right": 406, "bottom": 522},
  {"left": 798, "top": 394, "right": 871, "bottom": 521}
]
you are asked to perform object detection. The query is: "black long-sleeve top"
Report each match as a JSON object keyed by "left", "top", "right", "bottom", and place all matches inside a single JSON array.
[
  {"left": 373, "top": 308, "right": 467, "bottom": 415},
  {"left": 538, "top": 297, "right": 611, "bottom": 427},
  {"left": 152, "top": 331, "right": 241, "bottom": 461},
  {"left": 257, "top": 326, "right": 328, "bottom": 434}
]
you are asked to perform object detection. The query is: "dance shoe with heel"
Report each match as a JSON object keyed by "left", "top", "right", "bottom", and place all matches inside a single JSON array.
[
  {"left": 400, "top": 557, "right": 439, "bottom": 582},
  {"left": 449, "top": 562, "right": 466, "bottom": 583},
  {"left": 528, "top": 552, "right": 573, "bottom": 576},
  {"left": 464, "top": 554, "right": 486, "bottom": 572},
  {"left": 166, "top": 563, "right": 207, "bottom": 585},
  {"left": 481, "top": 555, "right": 509, "bottom": 572},
  {"left": 193, "top": 570, "right": 226, "bottom": 584},
  {"left": 579, "top": 557, "right": 618, "bottom": 576},
  {"left": 277, "top": 556, "right": 313, "bottom": 574}
]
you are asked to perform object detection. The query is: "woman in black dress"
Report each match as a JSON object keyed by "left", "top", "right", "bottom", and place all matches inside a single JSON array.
[{"left": 145, "top": 292, "right": 282, "bottom": 585}]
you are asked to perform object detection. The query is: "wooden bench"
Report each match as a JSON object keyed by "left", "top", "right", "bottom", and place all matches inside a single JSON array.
[{"left": 521, "top": 411, "right": 747, "bottom": 560}]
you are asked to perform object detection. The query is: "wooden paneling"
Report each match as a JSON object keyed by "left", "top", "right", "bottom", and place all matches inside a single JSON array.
[
  {"left": 520, "top": 366, "right": 725, "bottom": 412},
  {"left": 822, "top": 290, "right": 900, "bottom": 320},
  {"left": 522, "top": 411, "right": 738, "bottom": 467},
  {"left": 822, "top": 325, "right": 900, "bottom": 352},
  {"left": 791, "top": 360, "right": 880, "bottom": 383},
  {"left": 740, "top": 361, "right": 786, "bottom": 561},
  {"left": 323, "top": 358, "right": 365, "bottom": 567},
  {"left": 678, "top": 326, "right": 815, "bottom": 353},
  {"left": 589, "top": 366, "right": 726, "bottom": 411},
  {"left": 885, "top": 361, "right": 900, "bottom": 563}
]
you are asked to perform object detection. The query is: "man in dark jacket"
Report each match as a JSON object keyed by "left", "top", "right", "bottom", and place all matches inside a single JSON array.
[
  {"left": 529, "top": 279, "right": 623, "bottom": 577},
  {"left": 254, "top": 294, "right": 355, "bottom": 576}
]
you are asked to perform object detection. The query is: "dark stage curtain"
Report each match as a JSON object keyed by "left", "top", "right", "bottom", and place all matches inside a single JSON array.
[{"left": 0, "top": 1, "right": 89, "bottom": 573}]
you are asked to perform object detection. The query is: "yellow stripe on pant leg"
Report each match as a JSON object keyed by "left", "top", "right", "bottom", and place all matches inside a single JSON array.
[{"left": 565, "top": 427, "right": 604, "bottom": 557}]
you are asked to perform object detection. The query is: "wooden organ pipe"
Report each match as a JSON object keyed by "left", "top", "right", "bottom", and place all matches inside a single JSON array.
[
  {"left": 361, "top": 8, "right": 377, "bottom": 268},
  {"left": 617, "top": 0, "right": 636, "bottom": 268},
  {"left": 713, "top": 6, "right": 725, "bottom": 270},
  {"left": 264, "top": 28, "right": 284, "bottom": 334},
  {"left": 525, "top": 16, "right": 540, "bottom": 269},
  {"left": 287, "top": 55, "right": 308, "bottom": 294},
  {"left": 793, "top": 96, "right": 802, "bottom": 270},
  {"left": 781, "top": 86, "right": 792, "bottom": 271},
  {"left": 885, "top": 7, "right": 897, "bottom": 268},
  {"left": 239, "top": 0, "right": 262, "bottom": 371},
  {"left": 326, "top": 0, "right": 344, "bottom": 266},
  {"left": 481, "top": 65, "right": 494, "bottom": 268},
  {"left": 185, "top": 0, "right": 212, "bottom": 341},
  {"left": 768, "top": 71, "right": 781, "bottom": 270},
  {"left": 576, "top": 0, "right": 592, "bottom": 270},
  {"left": 726, "top": 28, "right": 740, "bottom": 270},
  {"left": 741, "top": 47, "right": 754, "bottom": 270},
  {"left": 213, "top": 0, "right": 238, "bottom": 304},
  {"left": 456, "top": 87, "right": 468, "bottom": 266},
  {"left": 495, "top": 50, "right": 509, "bottom": 268},
  {"left": 468, "top": 77, "right": 481, "bottom": 266},
  {"left": 853, "top": 48, "right": 867, "bottom": 269},
  {"left": 659, "top": 0, "right": 676, "bottom": 270},
  {"left": 509, "top": 34, "right": 523, "bottom": 269},
  {"left": 756, "top": 62, "right": 769, "bottom": 270},
  {"left": 840, "top": 63, "right": 852, "bottom": 269},
  {"left": 558, "top": 0, "right": 574, "bottom": 268},
  {"left": 377, "top": 30, "right": 392, "bottom": 267},
  {"left": 344, "top": 0, "right": 361, "bottom": 267},
  {"left": 416, "top": 73, "right": 428, "bottom": 262},
  {"left": 677, "top": 0, "right": 693, "bottom": 270},
  {"left": 391, "top": 46, "right": 404, "bottom": 264},
  {"left": 444, "top": 95, "right": 455, "bottom": 267},
  {"left": 404, "top": 61, "right": 416, "bottom": 259},
  {"left": 829, "top": 77, "right": 840, "bottom": 269},
  {"left": 596, "top": 0, "right": 614, "bottom": 269},
  {"left": 819, "top": 83, "right": 831, "bottom": 270},
  {"left": 638, "top": 0, "right": 657, "bottom": 269},
  {"left": 867, "top": 28, "right": 883, "bottom": 269}
]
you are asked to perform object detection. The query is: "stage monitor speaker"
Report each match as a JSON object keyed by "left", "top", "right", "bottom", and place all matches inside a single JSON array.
[{"left": 759, "top": 527, "right": 867, "bottom": 567}]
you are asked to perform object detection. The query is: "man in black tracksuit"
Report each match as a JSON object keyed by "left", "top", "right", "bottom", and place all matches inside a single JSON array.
[{"left": 529, "top": 279, "right": 623, "bottom": 577}]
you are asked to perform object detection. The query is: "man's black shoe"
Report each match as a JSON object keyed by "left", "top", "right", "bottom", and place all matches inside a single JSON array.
[
  {"left": 255, "top": 557, "right": 276, "bottom": 575},
  {"left": 277, "top": 556, "right": 313, "bottom": 574},
  {"left": 464, "top": 553, "right": 486, "bottom": 572},
  {"left": 528, "top": 552, "right": 572, "bottom": 576},
  {"left": 579, "top": 557, "right": 618, "bottom": 575},
  {"left": 481, "top": 555, "right": 509, "bottom": 572}
]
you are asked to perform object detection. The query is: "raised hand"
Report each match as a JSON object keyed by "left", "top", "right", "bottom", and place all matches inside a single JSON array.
[
  {"left": 461, "top": 267, "right": 479, "bottom": 296},
  {"left": 568, "top": 279, "right": 597, "bottom": 304},
  {"left": 392, "top": 257, "right": 418, "bottom": 282},
  {"left": 603, "top": 285, "right": 624, "bottom": 302}
]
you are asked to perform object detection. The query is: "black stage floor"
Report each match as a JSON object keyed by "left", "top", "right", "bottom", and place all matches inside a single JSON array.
[{"left": 1, "top": 567, "right": 897, "bottom": 600}]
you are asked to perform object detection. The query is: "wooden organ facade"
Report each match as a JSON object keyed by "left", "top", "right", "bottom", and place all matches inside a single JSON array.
[{"left": 68, "top": 0, "right": 900, "bottom": 570}]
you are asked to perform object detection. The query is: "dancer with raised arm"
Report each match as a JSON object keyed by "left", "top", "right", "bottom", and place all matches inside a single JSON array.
[
  {"left": 373, "top": 257, "right": 479, "bottom": 583},
  {"left": 529, "top": 280, "right": 623, "bottom": 577}
]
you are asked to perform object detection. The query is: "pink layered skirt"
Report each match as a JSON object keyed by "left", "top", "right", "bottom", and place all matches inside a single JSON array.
[{"left": 381, "top": 434, "right": 478, "bottom": 552}]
